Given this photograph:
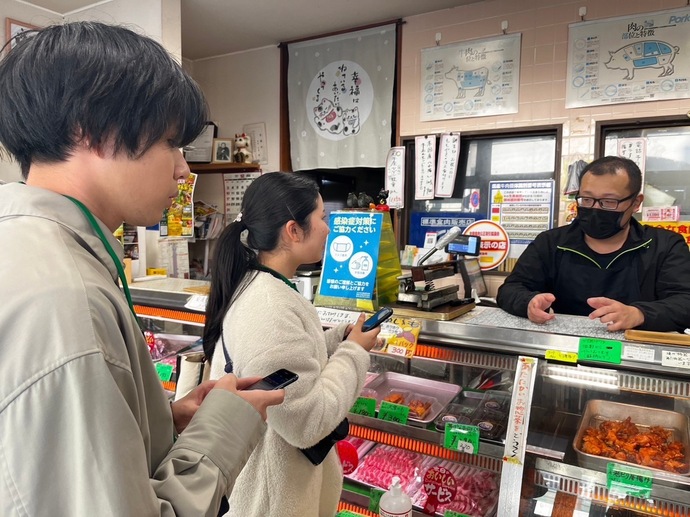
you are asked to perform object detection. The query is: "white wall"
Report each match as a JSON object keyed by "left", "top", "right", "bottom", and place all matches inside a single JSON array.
[
  {"left": 190, "top": 45, "right": 281, "bottom": 209},
  {"left": 0, "top": 1, "right": 62, "bottom": 182},
  {"left": 0, "top": 0, "right": 178, "bottom": 183}
]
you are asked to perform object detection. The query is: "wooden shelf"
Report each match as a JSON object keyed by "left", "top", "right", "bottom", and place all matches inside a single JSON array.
[{"left": 187, "top": 162, "right": 261, "bottom": 174}]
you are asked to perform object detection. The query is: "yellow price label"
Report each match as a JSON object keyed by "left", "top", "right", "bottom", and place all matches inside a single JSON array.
[{"left": 545, "top": 350, "right": 578, "bottom": 363}]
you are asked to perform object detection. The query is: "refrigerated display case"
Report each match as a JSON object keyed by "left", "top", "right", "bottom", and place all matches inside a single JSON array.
[{"left": 131, "top": 282, "right": 690, "bottom": 517}]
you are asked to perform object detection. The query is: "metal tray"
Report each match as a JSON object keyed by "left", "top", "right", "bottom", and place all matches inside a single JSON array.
[
  {"left": 363, "top": 371, "right": 461, "bottom": 426},
  {"left": 573, "top": 399, "right": 690, "bottom": 476}
]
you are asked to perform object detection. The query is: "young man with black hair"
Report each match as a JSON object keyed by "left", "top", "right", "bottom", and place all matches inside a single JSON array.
[
  {"left": 497, "top": 156, "right": 690, "bottom": 332},
  {"left": 0, "top": 22, "right": 283, "bottom": 516}
]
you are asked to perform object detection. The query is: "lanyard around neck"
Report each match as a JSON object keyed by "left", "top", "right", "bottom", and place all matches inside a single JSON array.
[
  {"left": 64, "top": 196, "right": 138, "bottom": 321},
  {"left": 255, "top": 264, "right": 298, "bottom": 292}
]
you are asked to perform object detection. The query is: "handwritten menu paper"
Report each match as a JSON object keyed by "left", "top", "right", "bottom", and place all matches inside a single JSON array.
[
  {"left": 415, "top": 135, "right": 436, "bottom": 200},
  {"left": 435, "top": 133, "right": 460, "bottom": 197},
  {"left": 578, "top": 338, "right": 622, "bottom": 365},
  {"left": 385, "top": 146, "right": 405, "bottom": 209}
]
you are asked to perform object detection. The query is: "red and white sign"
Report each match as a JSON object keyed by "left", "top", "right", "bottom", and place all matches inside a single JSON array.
[
  {"left": 463, "top": 220, "right": 510, "bottom": 271},
  {"left": 422, "top": 465, "right": 457, "bottom": 514},
  {"left": 336, "top": 440, "right": 359, "bottom": 475}
]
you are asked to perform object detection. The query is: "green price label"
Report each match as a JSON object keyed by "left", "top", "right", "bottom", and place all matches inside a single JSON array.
[
  {"left": 336, "top": 512, "right": 364, "bottom": 517},
  {"left": 350, "top": 397, "right": 376, "bottom": 417},
  {"left": 443, "top": 423, "right": 480, "bottom": 454},
  {"left": 155, "top": 362, "right": 174, "bottom": 382},
  {"left": 607, "top": 462, "right": 653, "bottom": 499},
  {"left": 444, "top": 511, "right": 471, "bottom": 517},
  {"left": 578, "top": 338, "right": 622, "bottom": 364},
  {"left": 545, "top": 349, "right": 578, "bottom": 363},
  {"left": 377, "top": 401, "right": 410, "bottom": 425},
  {"left": 368, "top": 487, "right": 385, "bottom": 513}
]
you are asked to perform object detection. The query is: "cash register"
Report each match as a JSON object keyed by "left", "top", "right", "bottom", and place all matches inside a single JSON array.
[{"left": 397, "top": 227, "right": 483, "bottom": 310}]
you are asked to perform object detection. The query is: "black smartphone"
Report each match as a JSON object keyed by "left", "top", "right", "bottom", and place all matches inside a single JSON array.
[
  {"left": 361, "top": 307, "right": 394, "bottom": 332},
  {"left": 245, "top": 369, "right": 299, "bottom": 390}
]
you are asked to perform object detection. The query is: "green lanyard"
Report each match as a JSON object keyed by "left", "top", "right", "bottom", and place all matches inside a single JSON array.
[
  {"left": 64, "top": 196, "right": 139, "bottom": 322},
  {"left": 255, "top": 264, "right": 298, "bottom": 292}
]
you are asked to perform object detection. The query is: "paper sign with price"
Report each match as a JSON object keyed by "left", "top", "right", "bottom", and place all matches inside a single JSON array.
[
  {"left": 377, "top": 401, "right": 410, "bottom": 425},
  {"left": 155, "top": 362, "right": 174, "bottom": 382},
  {"left": 423, "top": 465, "right": 457, "bottom": 514},
  {"left": 578, "top": 338, "right": 622, "bottom": 364},
  {"left": 350, "top": 397, "right": 376, "bottom": 417},
  {"left": 607, "top": 462, "right": 653, "bottom": 499},
  {"left": 443, "top": 423, "right": 479, "bottom": 454},
  {"left": 444, "top": 511, "right": 470, "bottom": 517},
  {"left": 368, "top": 487, "right": 385, "bottom": 513}
]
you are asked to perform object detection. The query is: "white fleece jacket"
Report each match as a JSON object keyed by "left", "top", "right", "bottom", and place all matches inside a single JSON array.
[{"left": 210, "top": 271, "right": 371, "bottom": 517}]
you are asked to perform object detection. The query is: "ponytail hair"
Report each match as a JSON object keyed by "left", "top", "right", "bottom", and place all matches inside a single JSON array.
[{"left": 203, "top": 172, "right": 320, "bottom": 359}]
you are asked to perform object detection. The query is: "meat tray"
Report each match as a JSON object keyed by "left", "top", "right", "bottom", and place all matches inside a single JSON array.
[
  {"left": 573, "top": 399, "right": 690, "bottom": 476},
  {"left": 363, "top": 371, "right": 461, "bottom": 426}
]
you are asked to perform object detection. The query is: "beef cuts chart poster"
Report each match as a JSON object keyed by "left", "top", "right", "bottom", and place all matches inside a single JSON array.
[
  {"left": 566, "top": 7, "right": 690, "bottom": 108},
  {"left": 420, "top": 34, "right": 521, "bottom": 121}
]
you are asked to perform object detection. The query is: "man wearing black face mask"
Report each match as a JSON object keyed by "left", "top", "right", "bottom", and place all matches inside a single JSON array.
[{"left": 497, "top": 156, "right": 690, "bottom": 332}]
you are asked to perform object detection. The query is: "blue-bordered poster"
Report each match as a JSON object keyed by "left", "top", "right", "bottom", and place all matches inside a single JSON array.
[
  {"left": 319, "top": 212, "right": 383, "bottom": 300},
  {"left": 420, "top": 33, "right": 521, "bottom": 121},
  {"left": 566, "top": 7, "right": 690, "bottom": 107}
]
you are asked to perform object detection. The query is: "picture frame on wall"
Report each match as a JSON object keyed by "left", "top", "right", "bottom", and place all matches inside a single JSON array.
[
  {"left": 212, "top": 138, "right": 234, "bottom": 163},
  {"left": 183, "top": 122, "right": 217, "bottom": 163},
  {"left": 5, "top": 18, "right": 39, "bottom": 51}
]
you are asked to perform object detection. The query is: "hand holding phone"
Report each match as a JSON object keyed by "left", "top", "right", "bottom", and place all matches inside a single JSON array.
[
  {"left": 361, "top": 307, "right": 394, "bottom": 332},
  {"left": 244, "top": 369, "right": 299, "bottom": 391}
]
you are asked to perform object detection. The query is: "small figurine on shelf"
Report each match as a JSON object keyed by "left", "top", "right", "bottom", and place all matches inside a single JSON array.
[
  {"left": 357, "top": 191, "right": 374, "bottom": 208},
  {"left": 375, "top": 188, "right": 390, "bottom": 211},
  {"left": 233, "top": 133, "right": 253, "bottom": 163},
  {"left": 346, "top": 192, "right": 358, "bottom": 208}
]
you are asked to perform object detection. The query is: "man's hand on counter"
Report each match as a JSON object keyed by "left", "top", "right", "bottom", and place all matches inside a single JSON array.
[
  {"left": 587, "top": 297, "right": 645, "bottom": 332},
  {"left": 527, "top": 293, "right": 556, "bottom": 324}
]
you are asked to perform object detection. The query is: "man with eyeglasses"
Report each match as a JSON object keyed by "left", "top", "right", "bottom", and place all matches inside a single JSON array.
[{"left": 497, "top": 156, "right": 690, "bottom": 332}]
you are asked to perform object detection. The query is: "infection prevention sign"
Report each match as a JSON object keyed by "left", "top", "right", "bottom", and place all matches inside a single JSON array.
[{"left": 319, "top": 212, "right": 383, "bottom": 300}]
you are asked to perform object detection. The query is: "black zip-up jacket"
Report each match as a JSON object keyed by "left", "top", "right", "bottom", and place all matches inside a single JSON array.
[{"left": 496, "top": 218, "right": 690, "bottom": 332}]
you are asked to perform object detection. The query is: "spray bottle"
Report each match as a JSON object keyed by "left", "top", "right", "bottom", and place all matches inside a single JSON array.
[{"left": 379, "top": 476, "right": 412, "bottom": 517}]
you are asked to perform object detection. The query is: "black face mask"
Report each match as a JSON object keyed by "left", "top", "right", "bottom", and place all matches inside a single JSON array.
[{"left": 576, "top": 206, "right": 626, "bottom": 239}]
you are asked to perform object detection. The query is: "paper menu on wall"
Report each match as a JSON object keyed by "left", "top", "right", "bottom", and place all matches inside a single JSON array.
[
  {"left": 435, "top": 133, "right": 460, "bottom": 197},
  {"left": 223, "top": 171, "right": 262, "bottom": 218},
  {"left": 415, "top": 135, "right": 435, "bottom": 200},
  {"left": 385, "top": 146, "right": 405, "bottom": 208}
]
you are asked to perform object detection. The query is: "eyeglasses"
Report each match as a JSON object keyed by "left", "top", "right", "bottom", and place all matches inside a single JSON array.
[{"left": 575, "top": 192, "right": 637, "bottom": 211}]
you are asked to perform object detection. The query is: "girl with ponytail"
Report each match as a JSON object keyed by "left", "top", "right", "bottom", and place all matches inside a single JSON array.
[{"left": 204, "top": 172, "right": 379, "bottom": 516}]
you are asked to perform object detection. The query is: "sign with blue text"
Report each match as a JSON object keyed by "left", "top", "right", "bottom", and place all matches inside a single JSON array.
[{"left": 319, "top": 212, "right": 383, "bottom": 300}]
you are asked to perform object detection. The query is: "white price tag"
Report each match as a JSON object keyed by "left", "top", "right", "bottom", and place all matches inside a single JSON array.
[
  {"left": 315, "top": 307, "right": 359, "bottom": 328},
  {"left": 184, "top": 294, "right": 207, "bottom": 312},
  {"left": 387, "top": 344, "right": 408, "bottom": 357},
  {"left": 661, "top": 350, "right": 690, "bottom": 369},
  {"left": 623, "top": 345, "right": 655, "bottom": 363}
]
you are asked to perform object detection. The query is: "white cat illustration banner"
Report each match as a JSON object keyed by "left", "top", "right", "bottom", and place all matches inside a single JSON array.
[{"left": 288, "top": 25, "right": 396, "bottom": 170}]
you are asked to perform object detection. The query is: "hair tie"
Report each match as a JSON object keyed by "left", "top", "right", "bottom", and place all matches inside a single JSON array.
[{"left": 234, "top": 212, "right": 243, "bottom": 223}]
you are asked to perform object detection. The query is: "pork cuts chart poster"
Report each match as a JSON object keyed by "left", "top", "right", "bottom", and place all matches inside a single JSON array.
[
  {"left": 566, "top": 7, "right": 690, "bottom": 108},
  {"left": 420, "top": 34, "right": 521, "bottom": 121}
]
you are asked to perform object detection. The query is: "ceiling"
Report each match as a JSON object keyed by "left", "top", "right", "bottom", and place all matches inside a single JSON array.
[
  {"left": 180, "top": 0, "right": 485, "bottom": 60},
  {"left": 15, "top": 0, "right": 486, "bottom": 60}
]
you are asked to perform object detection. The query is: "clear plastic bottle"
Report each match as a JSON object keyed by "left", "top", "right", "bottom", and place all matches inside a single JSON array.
[{"left": 379, "top": 476, "right": 412, "bottom": 517}]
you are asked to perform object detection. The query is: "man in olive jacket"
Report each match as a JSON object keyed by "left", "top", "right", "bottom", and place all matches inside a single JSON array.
[
  {"left": 497, "top": 156, "right": 690, "bottom": 332},
  {"left": 0, "top": 22, "right": 283, "bottom": 516}
]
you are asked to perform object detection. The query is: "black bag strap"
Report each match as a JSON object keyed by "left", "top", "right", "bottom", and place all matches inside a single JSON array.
[{"left": 221, "top": 331, "right": 233, "bottom": 374}]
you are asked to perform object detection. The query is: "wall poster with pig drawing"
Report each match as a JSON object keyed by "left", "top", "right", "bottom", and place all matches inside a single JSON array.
[
  {"left": 566, "top": 7, "right": 690, "bottom": 108},
  {"left": 420, "top": 33, "right": 521, "bottom": 122}
]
